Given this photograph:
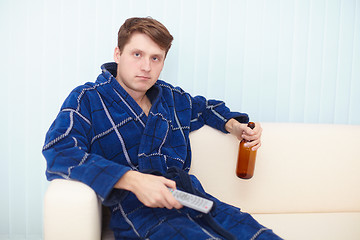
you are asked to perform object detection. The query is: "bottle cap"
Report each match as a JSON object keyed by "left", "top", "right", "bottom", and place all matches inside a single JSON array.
[{"left": 247, "top": 122, "right": 255, "bottom": 129}]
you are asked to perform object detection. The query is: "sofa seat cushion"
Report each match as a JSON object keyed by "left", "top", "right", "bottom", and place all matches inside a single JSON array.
[{"left": 252, "top": 212, "right": 360, "bottom": 240}]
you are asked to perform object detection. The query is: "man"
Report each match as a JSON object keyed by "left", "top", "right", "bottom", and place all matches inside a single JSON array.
[{"left": 43, "top": 17, "right": 281, "bottom": 239}]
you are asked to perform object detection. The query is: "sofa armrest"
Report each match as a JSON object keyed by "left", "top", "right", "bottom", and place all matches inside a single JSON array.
[{"left": 44, "top": 179, "right": 102, "bottom": 240}]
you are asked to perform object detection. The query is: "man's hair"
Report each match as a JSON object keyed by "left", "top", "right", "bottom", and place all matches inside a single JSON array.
[{"left": 118, "top": 17, "right": 173, "bottom": 57}]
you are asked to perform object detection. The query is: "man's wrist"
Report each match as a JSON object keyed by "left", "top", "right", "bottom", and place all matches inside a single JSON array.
[
  {"left": 225, "top": 118, "right": 237, "bottom": 133},
  {"left": 114, "top": 170, "right": 141, "bottom": 191}
]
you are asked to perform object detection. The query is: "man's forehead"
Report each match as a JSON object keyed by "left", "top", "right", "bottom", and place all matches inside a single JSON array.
[{"left": 126, "top": 32, "right": 166, "bottom": 56}]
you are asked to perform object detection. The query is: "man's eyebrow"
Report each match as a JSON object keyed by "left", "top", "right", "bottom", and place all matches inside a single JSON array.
[{"left": 131, "top": 48, "right": 143, "bottom": 53}]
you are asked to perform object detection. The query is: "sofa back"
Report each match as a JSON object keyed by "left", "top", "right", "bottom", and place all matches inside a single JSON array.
[{"left": 189, "top": 123, "right": 360, "bottom": 214}]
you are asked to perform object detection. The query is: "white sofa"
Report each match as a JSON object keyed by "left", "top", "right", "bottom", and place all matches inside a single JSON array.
[{"left": 44, "top": 123, "right": 360, "bottom": 240}]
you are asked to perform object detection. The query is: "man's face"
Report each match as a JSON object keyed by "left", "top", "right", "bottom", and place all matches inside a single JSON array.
[{"left": 114, "top": 32, "right": 166, "bottom": 98}]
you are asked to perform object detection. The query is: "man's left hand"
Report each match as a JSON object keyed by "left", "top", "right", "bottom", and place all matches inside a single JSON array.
[{"left": 225, "top": 119, "right": 262, "bottom": 151}]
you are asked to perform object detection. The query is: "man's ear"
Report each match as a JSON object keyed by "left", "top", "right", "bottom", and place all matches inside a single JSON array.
[{"left": 114, "top": 47, "right": 121, "bottom": 63}]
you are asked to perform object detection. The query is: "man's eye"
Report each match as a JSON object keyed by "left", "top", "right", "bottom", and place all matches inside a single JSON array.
[
  {"left": 134, "top": 53, "right": 141, "bottom": 57},
  {"left": 152, "top": 57, "right": 159, "bottom": 61}
]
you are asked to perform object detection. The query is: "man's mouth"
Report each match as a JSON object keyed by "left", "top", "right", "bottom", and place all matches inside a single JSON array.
[{"left": 136, "top": 75, "right": 151, "bottom": 80}]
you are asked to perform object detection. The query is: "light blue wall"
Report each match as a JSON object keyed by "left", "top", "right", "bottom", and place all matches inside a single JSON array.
[{"left": 0, "top": 0, "right": 359, "bottom": 239}]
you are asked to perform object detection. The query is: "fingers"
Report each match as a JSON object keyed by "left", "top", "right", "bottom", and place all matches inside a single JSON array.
[
  {"left": 226, "top": 120, "right": 263, "bottom": 148},
  {"left": 145, "top": 187, "right": 176, "bottom": 209},
  {"left": 140, "top": 187, "right": 178, "bottom": 209},
  {"left": 135, "top": 175, "right": 183, "bottom": 210},
  {"left": 162, "top": 179, "right": 183, "bottom": 209},
  {"left": 242, "top": 122, "right": 262, "bottom": 150},
  {"left": 243, "top": 125, "right": 262, "bottom": 141},
  {"left": 163, "top": 177, "right": 176, "bottom": 189},
  {"left": 155, "top": 190, "right": 183, "bottom": 210},
  {"left": 244, "top": 138, "right": 262, "bottom": 151},
  {"left": 164, "top": 190, "right": 183, "bottom": 210}
]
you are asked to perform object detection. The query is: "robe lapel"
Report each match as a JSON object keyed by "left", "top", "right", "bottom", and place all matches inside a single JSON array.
[{"left": 137, "top": 85, "right": 173, "bottom": 172}]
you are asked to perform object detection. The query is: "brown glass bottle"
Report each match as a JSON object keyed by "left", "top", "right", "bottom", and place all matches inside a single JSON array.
[{"left": 236, "top": 122, "right": 257, "bottom": 179}]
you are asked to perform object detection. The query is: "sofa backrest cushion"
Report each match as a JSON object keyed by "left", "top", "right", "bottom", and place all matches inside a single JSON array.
[{"left": 189, "top": 123, "right": 360, "bottom": 214}]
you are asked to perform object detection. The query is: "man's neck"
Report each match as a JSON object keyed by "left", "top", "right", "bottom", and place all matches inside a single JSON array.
[
  {"left": 136, "top": 94, "right": 152, "bottom": 116},
  {"left": 115, "top": 76, "right": 152, "bottom": 116}
]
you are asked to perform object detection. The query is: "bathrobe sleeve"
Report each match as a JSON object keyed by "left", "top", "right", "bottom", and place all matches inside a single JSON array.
[
  {"left": 42, "top": 88, "right": 131, "bottom": 203},
  {"left": 189, "top": 95, "right": 249, "bottom": 133}
]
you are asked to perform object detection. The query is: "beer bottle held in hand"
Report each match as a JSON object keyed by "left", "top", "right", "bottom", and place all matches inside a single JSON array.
[{"left": 236, "top": 122, "right": 257, "bottom": 179}]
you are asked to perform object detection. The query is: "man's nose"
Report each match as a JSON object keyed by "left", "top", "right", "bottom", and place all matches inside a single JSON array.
[{"left": 141, "top": 58, "right": 151, "bottom": 72}]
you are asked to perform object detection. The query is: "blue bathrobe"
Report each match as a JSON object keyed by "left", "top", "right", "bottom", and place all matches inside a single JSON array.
[{"left": 43, "top": 62, "right": 282, "bottom": 240}]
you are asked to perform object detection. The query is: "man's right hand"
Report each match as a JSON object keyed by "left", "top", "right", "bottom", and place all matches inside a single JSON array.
[{"left": 114, "top": 170, "right": 183, "bottom": 210}]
